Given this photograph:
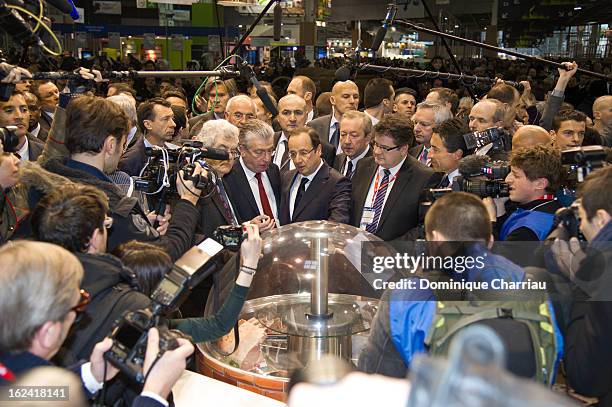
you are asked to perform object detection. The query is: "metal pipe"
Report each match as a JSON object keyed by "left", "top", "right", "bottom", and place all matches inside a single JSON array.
[
  {"left": 310, "top": 237, "right": 329, "bottom": 317},
  {"left": 396, "top": 20, "right": 611, "bottom": 82}
]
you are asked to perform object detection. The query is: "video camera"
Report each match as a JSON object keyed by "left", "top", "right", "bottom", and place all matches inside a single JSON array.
[
  {"left": 453, "top": 155, "right": 510, "bottom": 199},
  {"left": 551, "top": 200, "right": 585, "bottom": 241},
  {"left": 561, "top": 146, "right": 608, "bottom": 191},
  {"left": 134, "top": 141, "right": 229, "bottom": 200},
  {"left": 105, "top": 239, "right": 225, "bottom": 383},
  {"left": 0, "top": 126, "right": 19, "bottom": 153},
  {"left": 462, "top": 127, "right": 511, "bottom": 156}
]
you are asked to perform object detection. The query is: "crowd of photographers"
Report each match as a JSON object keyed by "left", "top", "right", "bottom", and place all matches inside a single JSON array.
[{"left": 0, "top": 53, "right": 610, "bottom": 406}]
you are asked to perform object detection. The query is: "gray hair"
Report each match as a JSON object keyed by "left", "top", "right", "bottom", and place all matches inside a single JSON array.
[
  {"left": 239, "top": 119, "right": 274, "bottom": 147},
  {"left": 416, "top": 101, "right": 453, "bottom": 125},
  {"left": 339, "top": 110, "right": 373, "bottom": 136},
  {"left": 476, "top": 99, "right": 507, "bottom": 123},
  {"left": 0, "top": 241, "right": 83, "bottom": 353},
  {"left": 195, "top": 119, "right": 239, "bottom": 148},
  {"left": 107, "top": 94, "right": 137, "bottom": 126},
  {"left": 226, "top": 94, "right": 257, "bottom": 114}
]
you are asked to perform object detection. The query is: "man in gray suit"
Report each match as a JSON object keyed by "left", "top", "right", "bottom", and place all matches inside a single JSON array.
[
  {"left": 308, "top": 80, "right": 359, "bottom": 151},
  {"left": 333, "top": 110, "right": 373, "bottom": 179}
]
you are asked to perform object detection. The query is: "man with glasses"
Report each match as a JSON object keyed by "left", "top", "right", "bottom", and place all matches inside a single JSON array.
[
  {"left": 409, "top": 101, "right": 453, "bottom": 167},
  {"left": 274, "top": 94, "right": 335, "bottom": 172},
  {"left": 225, "top": 95, "right": 257, "bottom": 128},
  {"left": 0, "top": 240, "right": 195, "bottom": 406},
  {"left": 352, "top": 114, "right": 439, "bottom": 241},
  {"left": 224, "top": 119, "right": 280, "bottom": 229},
  {"left": 333, "top": 111, "right": 373, "bottom": 179},
  {"left": 279, "top": 127, "right": 351, "bottom": 225}
]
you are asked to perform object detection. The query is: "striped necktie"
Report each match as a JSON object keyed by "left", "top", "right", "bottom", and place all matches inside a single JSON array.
[{"left": 365, "top": 169, "right": 390, "bottom": 233}]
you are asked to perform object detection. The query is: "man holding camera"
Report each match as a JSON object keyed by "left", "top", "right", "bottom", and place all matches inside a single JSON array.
[
  {"left": 0, "top": 90, "right": 44, "bottom": 162},
  {"left": 484, "top": 145, "right": 563, "bottom": 241},
  {"left": 0, "top": 240, "right": 194, "bottom": 407},
  {"left": 41, "top": 95, "right": 203, "bottom": 260}
]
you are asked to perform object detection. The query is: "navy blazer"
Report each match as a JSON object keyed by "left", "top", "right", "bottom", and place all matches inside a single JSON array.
[
  {"left": 119, "top": 135, "right": 147, "bottom": 176},
  {"left": 273, "top": 131, "right": 336, "bottom": 172},
  {"left": 223, "top": 160, "right": 281, "bottom": 223},
  {"left": 279, "top": 161, "right": 351, "bottom": 225}
]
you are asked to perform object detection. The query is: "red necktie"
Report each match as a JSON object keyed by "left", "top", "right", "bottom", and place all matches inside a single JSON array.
[{"left": 255, "top": 172, "right": 274, "bottom": 219}]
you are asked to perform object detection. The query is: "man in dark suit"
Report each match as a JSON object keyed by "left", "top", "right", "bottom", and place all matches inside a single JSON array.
[
  {"left": 352, "top": 114, "right": 439, "bottom": 241},
  {"left": 274, "top": 94, "right": 335, "bottom": 173},
  {"left": 333, "top": 110, "right": 373, "bottom": 179},
  {"left": 279, "top": 127, "right": 351, "bottom": 225},
  {"left": 189, "top": 78, "right": 238, "bottom": 138},
  {"left": 119, "top": 98, "right": 176, "bottom": 176},
  {"left": 409, "top": 101, "right": 453, "bottom": 167},
  {"left": 31, "top": 80, "right": 59, "bottom": 142},
  {"left": 224, "top": 119, "right": 281, "bottom": 227},
  {"left": 0, "top": 90, "right": 44, "bottom": 162},
  {"left": 287, "top": 75, "right": 317, "bottom": 122},
  {"left": 308, "top": 80, "right": 359, "bottom": 151}
]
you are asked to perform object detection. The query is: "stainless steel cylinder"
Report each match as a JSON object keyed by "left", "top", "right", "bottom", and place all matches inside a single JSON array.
[
  {"left": 310, "top": 237, "right": 329, "bottom": 317},
  {"left": 287, "top": 334, "right": 352, "bottom": 366}
]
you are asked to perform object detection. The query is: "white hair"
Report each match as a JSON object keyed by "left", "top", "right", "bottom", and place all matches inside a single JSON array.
[
  {"left": 416, "top": 101, "right": 453, "bottom": 125},
  {"left": 195, "top": 119, "right": 239, "bottom": 148},
  {"left": 226, "top": 94, "right": 257, "bottom": 114},
  {"left": 107, "top": 94, "right": 137, "bottom": 126}
]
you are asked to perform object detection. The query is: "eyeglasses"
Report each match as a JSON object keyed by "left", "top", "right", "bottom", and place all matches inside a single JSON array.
[
  {"left": 289, "top": 147, "right": 316, "bottom": 159},
  {"left": 241, "top": 145, "right": 275, "bottom": 158},
  {"left": 103, "top": 216, "right": 114, "bottom": 230},
  {"left": 231, "top": 112, "right": 256, "bottom": 121},
  {"left": 373, "top": 141, "right": 403, "bottom": 152}
]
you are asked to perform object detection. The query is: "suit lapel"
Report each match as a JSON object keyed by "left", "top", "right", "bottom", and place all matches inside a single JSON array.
[
  {"left": 354, "top": 159, "right": 378, "bottom": 221},
  {"left": 232, "top": 162, "right": 260, "bottom": 217},
  {"left": 376, "top": 157, "right": 414, "bottom": 231},
  {"left": 293, "top": 164, "right": 330, "bottom": 219},
  {"left": 212, "top": 189, "right": 233, "bottom": 224}
]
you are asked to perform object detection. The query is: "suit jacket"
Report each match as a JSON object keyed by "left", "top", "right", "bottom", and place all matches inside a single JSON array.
[
  {"left": 196, "top": 185, "right": 235, "bottom": 239},
  {"left": 333, "top": 148, "right": 373, "bottom": 175},
  {"left": 189, "top": 111, "right": 216, "bottom": 138},
  {"left": 351, "top": 156, "right": 439, "bottom": 241},
  {"left": 409, "top": 144, "right": 424, "bottom": 159},
  {"left": 118, "top": 135, "right": 147, "bottom": 176},
  {"left": 307, "top": 114, "right": 333, "bottom": 145},
  {"left": 279, "top": 161, "right": 351, "bottom": 225},
  {"left": 274, "top": 130, "right": 336, "bottom": 172},
  {"left": 37, "top": 110, "right": 53, "bottom": 141},
  {"left": 27, "top": 133, "right": 44, "bottom": 161},
  {"left": 223, "top": 160, "right": 281, "bottom": 223}
]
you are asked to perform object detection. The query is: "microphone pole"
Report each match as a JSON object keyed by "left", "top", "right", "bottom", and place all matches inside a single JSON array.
[
  {"left": 396, "top": 19, "right": 611, "bottom": 82},
  {"left": 359, "top": 64, "right": 523, "bottom": 89},
  {"left": 28, "top": 68, "right": 241, "bottom": 81},
  {"left": 420, "top": 0, "right": 476, "bottom": 100}
]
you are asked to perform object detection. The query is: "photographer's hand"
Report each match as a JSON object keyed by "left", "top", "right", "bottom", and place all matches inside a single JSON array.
[
  {"left": 90, "top": 338, "right": 119, "bottom": 382},
  {"left": 250, "top": 214, "right": 275, "bottom": 233},
  {"left": 177, "top": 162, "right": 206, "bottom": 205},
  {"left": 551, "top": 237, "right": 586, "bottom": 282},
  {"left": 142, "top": 328, "right": 194, "bottom": 401},
  {"left": 0, "top": 63, "right": 32, "bottom": 84},
  {"left": 148, "top": 206, "right": 172, "bottom": 235},
  {"left": 241, "top": 223, "right": 263, "bottom": 270}
]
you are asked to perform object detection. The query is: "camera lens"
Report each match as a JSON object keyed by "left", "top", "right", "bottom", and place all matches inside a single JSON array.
[{"left": 0, "top": 126, "right": 20, "bottom": 153}]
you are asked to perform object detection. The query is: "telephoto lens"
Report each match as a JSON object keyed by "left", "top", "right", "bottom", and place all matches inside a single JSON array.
[{"left": 0, "top": 126, "right": 20, "bottom": 153}]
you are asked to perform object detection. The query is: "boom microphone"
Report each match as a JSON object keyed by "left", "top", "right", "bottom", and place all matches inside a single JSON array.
[
  {"left": 45, "top": 0, "right": 74, "bottom": 15},
  {"left": 273, "top": 1, "right": 282, "bottom": 42},
  {"left": 238, "top": 62, "right": 279, "bottom": 117},
  {"left": 371, "top": 4, "right": 397, "bottom": 53}
]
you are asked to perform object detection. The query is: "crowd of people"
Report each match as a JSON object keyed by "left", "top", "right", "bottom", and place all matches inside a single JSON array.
[{"left": 0, "top": 51, "right": 610, "bottom": 406}]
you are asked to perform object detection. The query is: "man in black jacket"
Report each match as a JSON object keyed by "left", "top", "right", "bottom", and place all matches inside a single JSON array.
[{"left": 41, "top": 96, "right": 203, "bottom": 260}]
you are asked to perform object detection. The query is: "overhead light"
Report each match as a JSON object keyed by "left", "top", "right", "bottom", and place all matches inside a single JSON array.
[
  {"left": 238, "top": 24, "right": 243, "bottom": 28},
  {"left": 444, "top": 17, "right": 448, "bottom": 20},
  {"left": 391, "top": 26, "right": 396, "bottom": 31},
  {"left": 454, "top": 24, "right": 459, "bottom": 28},
  {"left": 574, "top": 6, "right": 582, "bottom": 10}
]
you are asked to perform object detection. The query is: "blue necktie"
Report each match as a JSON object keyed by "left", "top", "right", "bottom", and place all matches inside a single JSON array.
[
  {"left": 330, "top": 123, "right": 340, "bottom": 149},
  {"left": 366, "top": 169, "right": 391, "bottom": 233}
]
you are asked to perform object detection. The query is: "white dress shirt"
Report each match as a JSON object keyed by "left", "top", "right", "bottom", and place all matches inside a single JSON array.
[
  {"left": 329, "top": 113, "right": 343, "bottom": 154},
  {"left": 447, "top": 168, "right": 460, "bottom": 184},
  {"left": 30, "top": 122, "right": 41, "bottom": 139},
  {"left": 289, "top": 159, "right": 324, "bottom": 220},
  {"left": 306, "top": 109, "right": 314, "bottom": 123},
  {"left": 240, "top": 157, "right": 278, "bottom": 220},
  {"left": 342, "top": 145, "right": 370, "bottom": 176},
  {"left": 273, "top": 132, "right": 295, "bottom": 170},
  {"left": 365, "top": 111, "right": 380, "bottom": 126},
  {"left": 126, "top": 126, "right": 138, "bottom": 147},
  {"left": 360, "top": 156, "right": 407, "bottom": 230},
  {"left": 16, "top": 137, "right": 29, "bottom": 162}
]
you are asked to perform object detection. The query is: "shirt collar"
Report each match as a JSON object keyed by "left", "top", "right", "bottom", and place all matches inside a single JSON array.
[
  {"left": 349, "top": 145, "right": 370, "bottom": 164},
  {"left": 66, "top": 159, "right": 114, "bottom": 183},
  {"left": 300, "top": 159, "right": 324, "bottom": 183},
  {"left": 279, "top": 132, "right": 288, "bottom": 142},
  {"left": 143, "top": 137, "right": 154, "bottom": 149},
  {"left": 16, "top": 137, "right": 29, "bottom": 161},
  {"left": 330, "top": 112, "right": 338, "bottom": 129},
  {"left": 240, "top": 157, "right": 258, "bottom": 180},
  {"left": 30, "top": 122, "right": 41, "bottom": 137},
  {"left": 126, "top": 126, "right": 138, "bottom": 146},
  {"left": 307, "top": 110, "right": 314, "bottom": 123},
  {"left": 379, "top": 155, "right": 407, "bottom": 178},
  {"left": 448, "top": 168, "right": 460, "bottom": 183}
]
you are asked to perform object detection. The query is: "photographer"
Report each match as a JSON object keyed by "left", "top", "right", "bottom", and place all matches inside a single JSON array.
[
  {"left": 484, "top": 145, "right": 563, "bottom": 241},
  {"left": 41, "top": 95, "right": 203, "bottom": 260},
  {"left": 558, "top": 167, "right": 612, "bottom": 404},
  {"left": 0, "top": 241, "right": 194, "bottom": 407}
]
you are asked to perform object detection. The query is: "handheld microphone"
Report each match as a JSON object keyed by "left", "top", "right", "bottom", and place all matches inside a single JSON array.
[
  {"left": 45, "top": 0, "right": 74, "bottom": 15},
  {"left": 238, "top": 62, "right": 279, "bottom": 117},
  {"left": 371, "top": 4, "right": 397, "bottom": 53},
  {"left": 273, "top": 1, "right": 282, "bottom": 42}
]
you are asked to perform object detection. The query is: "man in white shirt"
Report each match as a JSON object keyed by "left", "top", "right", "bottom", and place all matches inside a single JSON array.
[
  {"left": 363, "top": 78, "right": 395, "bottom": 127},
  {"left": 287, "top": 75, "right": 317, "bottom": 123},
  {"left": 429, "top": 118, "right": 470, "bottom": 188},
  {"left": 410, "top": 101, "right": 453, "bottom": 167},
  {"left": 333, "top": 110, "right": 373, "bottom": 179},
  {"left": 225, "top": 119, "right": 280, "bottom": 230},
  {"left": 0, "top": 90, "right": 43, "bottom": 162}
]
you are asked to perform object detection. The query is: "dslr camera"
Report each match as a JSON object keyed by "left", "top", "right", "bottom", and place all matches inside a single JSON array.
[
  {"left": 462, "top": 127, "right": 511, "bottom": 155},
  {"left": 552, "top": 200, "right": 585, "bottom": 241},
  {"left": 561, "top": 146, "right": 608, "bottom": 190},
  {"left": 213, "top": 225, "right": 245, "bottom": 251},
  {"left": 105, "top": 239, "right": 225, "bottom": 383}
]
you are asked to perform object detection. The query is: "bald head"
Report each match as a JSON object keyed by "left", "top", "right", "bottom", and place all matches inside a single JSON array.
[
  {"left": 512, "top": 125, "right": 552, "bottom": 150},
  {"left": 330, "top": 80, "right": 359, "bottom": 118},
  {"left": 593, "top": 95, "right": 612, "bottom": 132},
  {"left": 278, "top": 94, "right": 307, "bottom": 132}
]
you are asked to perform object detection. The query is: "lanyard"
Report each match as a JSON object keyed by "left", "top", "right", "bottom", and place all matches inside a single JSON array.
[{"left": 371, "top": 170, "right": 399, "bottom": 206}]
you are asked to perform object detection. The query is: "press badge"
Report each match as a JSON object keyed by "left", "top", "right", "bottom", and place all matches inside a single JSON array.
[{"left": 361, "top": 207, "right": 375, "bottom": 229}]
